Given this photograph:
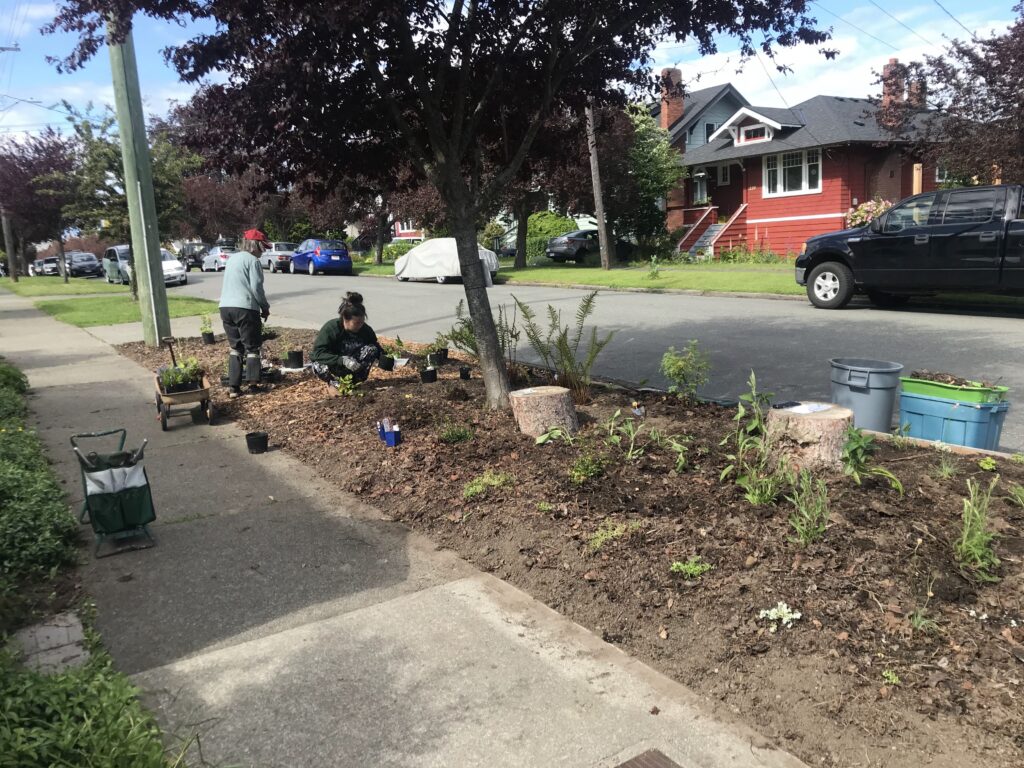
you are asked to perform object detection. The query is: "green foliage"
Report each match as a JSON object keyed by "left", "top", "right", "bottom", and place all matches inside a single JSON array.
[
  {"left": 909, "top": 608, "right": 939, "bottom": 634},
  {"left": 1007, "top": 483, "right": 1024, "bottom": 507},
  {"left": 588, "top": 519, "right": 638, "bottom": 552},
  {"left": 439, "top": 422, "right": 474, "bottom": 444},
  {"left": 198, "top": 314, "right": 212, "bottom": 334},
  {"left": 646, "top": 255, "right": 661, "bottom": 280},
  {"left": 889, "top": 423, "right": 914, "bottom": 451},
  {"left": 881, "top": 669, "right": 901, "bottom": 686},
  {"left": 524, "top": 236, "right": 550, "bottom": 265},
  {"left": 462, "top": 470, "right": 512, "bottom": 500},
  {"left": 786, "top": 470, "right": 830, "bottom": 546},
  {"left": 479, "top": 220, "right": 506, "bottom": 249},
  {"left": 954, "top": 476, "right": 1000, "bottom": 581},
  {"left": 443, "top": 300, "right": 520, "bottom": 372},
  {"left": 721, "top": 372, "right": 791, "bottom": 505},
  {"left": 380, "top": 335, "right": 406, "bottom": 358},
  {"left": 515, "top": 290, "right": 613, "bottom": 403},
  {"left": 0, "top": 651, "right": 176, "bottom": 767},
  {"left": 535, "top": 426, "right": 576, "bottom": 446},
  {"left": 977, "top": 456, "right": 998, "bottom": 472},
  {"left": 649, "top": 428, "right": 690, "bottom": 472},
  {"left": 569, "top": 453, "right": 604, "bottom": 485},
  {"left": 670, "top": 556, "right": 713, "bottom": 579},
  {"left": 1011, "top": 452, "right": 1024, "bottom": 465},
  {"left": 536, "top": 501, "right": 554, "bottom": 513},
  {"left": 935, "top": 452, "right": 957, "bottom": 480},
  {"left": 158, "top": 357, "right": 203, "bottom": 391},
  {"left": 603, "top": 409, "right": 646, "bottom": 460},
  {"left": 527, "top": 211, "right": 576, "bottom": 239},
  {"left": 382, "top": 241, "right": 418, "bottom": 262},
  {"left": 617, "top": 105, "right": 686, "bottom": 241},
  {"left": 840, "top": 427, "right": 904, "bottom": 496},
  {"left": 660, "top": 342, "right": 710, "bottom": 402},
  {"left": 0, "top": 361, "right": 28, "bottom": 394},
  {"left": 332, "top": 374, "right": 362, "bottom": 397},
  {"left": 715, "top": 243, "right": 788, "bottom": 263}
]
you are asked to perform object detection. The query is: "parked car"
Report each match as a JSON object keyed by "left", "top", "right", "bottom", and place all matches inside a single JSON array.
[
  {"left": 796, "top": 184, "right": 1024, "bottom": 309},
  {"left": 201, "top": 245, "right": 237, "bottom": 272},
  {"left": 261, "top": 241, "right": 297, "bottom": 272},
  {"left": 66, "top": 251, "right": 102, "bottom": 277},
  {"left": 394, "top": 237, "right": 499, "bottom": 284},
  {"left": 545, "top": 230, "right": 633, "bottom": 263},
  {"left": 40, "top": 256, "right": 62, "bottom": 276},
  {"left": 178, "top": 243, "right": 209, "bottom": 270},
  {"left": 103, "top": 245, "right": 132, "bottom": 284},
  {"left": 28, "top": 258, "right": 44, "bottom": 276},
  {"left": 290, "top": 238, "right": 352, "bottom": 276},
  {"left": 160, "top": 249, "right": 188, "bottom": 286}
]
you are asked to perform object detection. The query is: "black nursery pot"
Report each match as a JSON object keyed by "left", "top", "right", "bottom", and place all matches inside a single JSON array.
[
  {"left": 287, "top": 350, "right": 304, "bottom": 369},
  {"left": 245, "top": 431, "right": 269, "bottom": 454},
  {"left": 437, "top": 348, "right": 449, "bottom": 362},
  {"left": 427, "top": 353, "right": 443, "bottom": 368},
  {"left": 459, "top": 365, "right": 471, "bottom": 380},
  {"left": 201, "top": 331, "right": 216, "bottom": 344},
  {"left": 379, "top": 355, "right": 395, "bottom": 371},
  {"left": 420, "top": 368, "right": 438, "bottom": 383}
]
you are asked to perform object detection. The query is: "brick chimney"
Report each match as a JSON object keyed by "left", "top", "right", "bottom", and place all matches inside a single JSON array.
[
  {"left": 660, "top": 67, "right": 684, "bottom": 131},
  {"left": 881, "top": 58, "right": 905, "bottom": 108},
  {"left": 907, "top": 77, "right": 927, "bottom": 109}
]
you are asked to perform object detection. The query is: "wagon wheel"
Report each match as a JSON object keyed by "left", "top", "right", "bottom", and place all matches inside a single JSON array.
[
  {"left": 206, "top": 400, "right": 215, "bottom": 425},
  {"left": 155, "top": 392, "right": 162, "bottom": 413},
  {"left": 160, "top": 404, "right": 169, "bottom": 431}
]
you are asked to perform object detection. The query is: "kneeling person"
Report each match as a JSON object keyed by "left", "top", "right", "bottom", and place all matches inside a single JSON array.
[{"left": 311, "top": 292, "right": 381, "bottom": 383}]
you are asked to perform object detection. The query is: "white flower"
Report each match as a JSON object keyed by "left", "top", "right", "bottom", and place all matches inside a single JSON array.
[{"left": 759, "top": 601, "right": 802, "bottom": 631}]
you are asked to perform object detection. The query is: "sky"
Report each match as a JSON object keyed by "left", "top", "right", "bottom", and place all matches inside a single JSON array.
[{"left": 0, "top": 0, "right": 1018, "bottom": 138}]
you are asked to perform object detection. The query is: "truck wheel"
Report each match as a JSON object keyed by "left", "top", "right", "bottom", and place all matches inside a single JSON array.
[
  {"left": 866, "top": 290, "right": 910, "bottom": 308},
  {"left": 807, "top": 261, "right": 854, "bottom": 309}
]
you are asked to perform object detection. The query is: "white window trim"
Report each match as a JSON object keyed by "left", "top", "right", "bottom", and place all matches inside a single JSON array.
[
  {"left": 708, "top": 107, "right": 785, "bottom": 142},
  {"left": 762, "top": 149, "right": 823, "bottom": 199},
  {"left": 738, "top": 124, "right": 772, "bottom": 144},
  {"left": 704, "top": 121, "right": 719, "bottom": 143},
  {"left": 935, "top": 166, "right": 950, "bottom": 183}
]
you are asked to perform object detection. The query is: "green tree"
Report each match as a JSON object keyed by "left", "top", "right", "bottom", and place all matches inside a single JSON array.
[
  {"left": 622, "top": 104, "right": 686, "bottom": 241},
  {"left": 527, "top": 211, "right": 577, "bottom": 239}
]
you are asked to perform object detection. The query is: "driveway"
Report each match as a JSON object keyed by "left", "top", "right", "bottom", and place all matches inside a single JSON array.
[{"left": 179, "top": 270, "right": 1024, "bottom": 450}]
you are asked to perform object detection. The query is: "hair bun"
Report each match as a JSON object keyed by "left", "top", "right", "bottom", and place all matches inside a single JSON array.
[{"left": 345, "top": 291, "right": 364, "bottom": 305}]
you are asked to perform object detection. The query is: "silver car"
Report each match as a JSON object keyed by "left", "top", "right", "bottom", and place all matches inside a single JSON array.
[
  {"left": 201, "top": 246, "right": 237, "bottom": 272},
  {"left": 261, "top": 241, "right": 296, "bottom": 273},
  {"left": 160, "top": 249, "right": 188, "bottom": 286}
]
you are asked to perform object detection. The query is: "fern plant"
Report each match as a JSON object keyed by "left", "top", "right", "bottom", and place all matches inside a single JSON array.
[
  {"left": 514, "top": 290, "right": 613, "bottom": 403},
  {"left": 444, "top": 300, "right": 520, "bottom": 372}
]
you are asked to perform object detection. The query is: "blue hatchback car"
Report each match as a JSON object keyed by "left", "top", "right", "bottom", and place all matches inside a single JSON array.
[{"left": 289, "top": 238, "right": 353, "bottom": 276}]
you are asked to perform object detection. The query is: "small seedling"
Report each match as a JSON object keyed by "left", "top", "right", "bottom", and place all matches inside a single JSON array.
[
  {"left": 889, "top": 423, "right": 913, "bottom": 451},
  {"left": 954, "top": 476, "right": 1000, "bottom": 581},
  {"left": 758, "top": 601, "right": 801, "bottom": 633},
  {"left": 670, "top": 556, "right": 713, "bottom": 580},
  {"left": 841, "top": 427, "right": 904, "bottom": 496},
  {"left": 786, "top": 469, "right": 830, "bottom": 546},
  {"left": 536, "top": 425, "right": 575, "bottom": 446},
  {"left": 333, "top": 374, "right": 363, "bottom": 397},
  {"left": 650, "top": 429, "right": 690, "bottom": 472},
  {"left": 660, "top": 341, "right": 710, "bottom": 402},
  {"left": 935, "top": 452, "right": 957, "bottom": 480},
  {"left": 603, "top": 409, "right": 646, "bottom": 460},
  {"left": 1011, "top": 452, "right": 1024, "bottom": 465},
  {"left": 462, "top": 470, "right": 512, "bottom": 500},
  {"left": 439, "top": 422, "right": 473, "bottom": 444},
  {"left": 881, "top": 669, "right": 901, "bottom": 686},
  {"left": 1007, "top": 483, "right": 1024, "bottom": 508},
  {"left": 537, "top": 501, "right": 554, "bottom": 513},
  {"left": 646, "top": 254, "right": 661, "bottom": 280},
  {"left": 588, "top": 519, "right": 637, "bottom": 551},
  {"left": 909, "top": 608, "right": 939, "bottom": 634},
  {"left": 977, "top": 456, "right": 998, "bottom": 472},
  {"left": 199, "top": 314, "right": 213, "bottom": 334},
  {"left": 569, "top": 453, "right": 604, "bottom": 485}
]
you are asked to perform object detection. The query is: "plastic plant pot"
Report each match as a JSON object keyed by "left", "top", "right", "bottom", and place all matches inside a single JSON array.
[
  {"left": 899, "top": 376, "right": 1008, "bottom": 404},
  {"left": 201, "top": 331, "right": 216, "bottom": 345},
  {"left": 379, "top": 355, "right": 395, "bottom": 371},
  {"left": 245, "top": 431, "right": 269, "bottom": 454},
  {"left": 427, "top": 353, "right": 443, "bottom": 368},
  {"left": 286, "top": 350, "right": 304, "bottom": 369},
  {"left": 459, "top": 365, "right": 471, "bottom": 380},
  {"left": 420, "top": 367, "right": 438, "bottom": 383}
]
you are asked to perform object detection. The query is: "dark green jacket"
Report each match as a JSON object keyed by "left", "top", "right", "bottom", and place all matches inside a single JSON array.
[{"left": 311, "top": 319, "right": 379, "bottom": 370}]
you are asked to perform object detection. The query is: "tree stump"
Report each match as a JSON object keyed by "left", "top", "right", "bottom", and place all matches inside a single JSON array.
[
  {"left": 766, "top": 402, "right": 853, "bottom": 471},
  {"left": 509, "top": 385, "right": 579, "bottom": 438}
]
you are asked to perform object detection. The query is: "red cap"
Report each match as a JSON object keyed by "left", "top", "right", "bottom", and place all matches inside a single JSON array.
[{"left": 243, "top": 228, "right": 270, "bottom": 243}]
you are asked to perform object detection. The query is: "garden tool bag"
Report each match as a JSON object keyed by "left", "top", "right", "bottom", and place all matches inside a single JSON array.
[{"left": 79, "top": 450, "right": 156, "bottom": 535}]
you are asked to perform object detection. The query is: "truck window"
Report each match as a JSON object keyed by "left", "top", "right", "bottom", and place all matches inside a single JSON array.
[
  {"left": 883, "top": 193, "right": 936, "bottom": 233},
  {"left": 942, "top": 188, "right": 1004, "bottom": 224}
]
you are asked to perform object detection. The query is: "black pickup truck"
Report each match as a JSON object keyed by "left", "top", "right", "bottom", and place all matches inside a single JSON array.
[{"left": 795, "top": 184, "right": 1024, "bottom": 308}]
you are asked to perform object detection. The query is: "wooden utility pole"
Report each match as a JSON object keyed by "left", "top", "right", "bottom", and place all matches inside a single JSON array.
[
  {"left": 1, "top": 206, "right": 17, "bottom": 282},
  {"left": 585, "top": 100, "right": 612, "bottom": 270},
  {"left": 108, "top": 20, "right": 170, "bottom": 345}
]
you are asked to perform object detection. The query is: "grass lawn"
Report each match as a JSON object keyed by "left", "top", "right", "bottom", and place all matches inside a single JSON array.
[
  {"left": 499, "top": 262, "right": 803, "bottom": 295},
  {"left": 35, "top": 295, "right": 218, "bottom": 327},
  {"left": 0, "top": 276, "right": 128, "bottom": 297},
  {"left": 354, "top": 262, "right": 395, "bottom": 276}
]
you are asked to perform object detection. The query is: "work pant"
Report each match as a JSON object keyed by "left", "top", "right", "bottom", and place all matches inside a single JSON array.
[{"left": 220, "top": 307, "right": 263, "bottom": 387}]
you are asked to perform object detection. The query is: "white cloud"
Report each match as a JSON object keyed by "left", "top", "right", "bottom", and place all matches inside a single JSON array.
[{"left": 21, "top": 3, "right": 58, "bottom": 23}]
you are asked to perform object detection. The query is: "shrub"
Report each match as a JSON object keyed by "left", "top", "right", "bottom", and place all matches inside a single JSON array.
[
  {"left": 443, "top": 300, "right": 520, "bottom": 371},
  {"left": 383, "top": 242, "right": 418, "bottom": 262},
  {"left": 841, "top": 427, "right": 904, "bottom": 496},
  {"left": 525, "top": 236, "right": 550, "bottom": 265},
  {"left": 569, "top": 453, "right": 604, "bottom": 485},
  {"left": 715, "top": 243, "right": 787, "bottom": 263},
  {"left": 0, "top": 361, "right": 28, "bottom": 394},
  {"left": 527, "top": 211, "right": 576, "bottom": 239},
  {"left": 845, "top": 196, "right": 893, "bottom": 228},
  {"left": 660, "top": 341, "right": 710, "bottom": 402}
]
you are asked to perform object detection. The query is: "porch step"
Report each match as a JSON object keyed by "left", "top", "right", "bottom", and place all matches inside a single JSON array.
[{"left": 688, "top": 224, "right": 726, "bottom": 257}]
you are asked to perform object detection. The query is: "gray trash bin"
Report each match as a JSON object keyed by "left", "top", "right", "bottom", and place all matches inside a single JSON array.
[{"left": 829, "top": 358, "right": 904, "bottom": 433}]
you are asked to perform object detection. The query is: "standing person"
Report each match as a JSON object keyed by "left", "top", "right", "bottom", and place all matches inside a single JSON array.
[
  {"left": 219, "top": 229, "right": 271, "bottom": 398},
  {"left": 311, "top": 292, "right": 382, "bottom": 384}
]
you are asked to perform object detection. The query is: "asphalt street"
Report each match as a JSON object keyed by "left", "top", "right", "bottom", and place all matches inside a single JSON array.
[{"left": 175, "top": 269, "right": 1024, "bottom": 451}]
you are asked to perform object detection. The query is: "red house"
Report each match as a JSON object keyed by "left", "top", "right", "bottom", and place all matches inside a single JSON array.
[
  {"left": 659, "top": 61, "right": 937, "bottom": 258},
  {"left": 392, "top": 220, "right": 425, "bottom": 241}
]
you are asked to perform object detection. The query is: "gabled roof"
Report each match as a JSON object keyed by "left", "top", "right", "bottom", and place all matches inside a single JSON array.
[
  {"left": 684, "top": 94, "right": 925, "bottom": 166},
  {"left": 651, "top": 83, "right": 750, "bottom": 144}
]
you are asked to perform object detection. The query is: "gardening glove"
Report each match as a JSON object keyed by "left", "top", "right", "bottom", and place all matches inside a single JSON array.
[
  {"left": 341, "top": 356, "right": 361, "bottom": 372},
  {"left": 358, "top": 344, "right": 380, "bottom": 363}
]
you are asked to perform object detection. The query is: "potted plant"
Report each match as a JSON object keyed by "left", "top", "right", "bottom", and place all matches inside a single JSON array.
[
  {"left": 425, "top": 335, "right": 449, "bottom": 367},
  {"left": 159, "top": 356, "right": 204, "bottom": 394},
  {"left": 199, "top": 315, "right": 215, "bottom": 344},
  {"left": 417, "top": 358, "right": 438, "bottom": 383}
]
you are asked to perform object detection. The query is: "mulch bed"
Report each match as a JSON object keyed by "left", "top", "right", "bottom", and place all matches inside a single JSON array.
[{"left": 120, "top": 330, "right": 1024, "bottom": 768}]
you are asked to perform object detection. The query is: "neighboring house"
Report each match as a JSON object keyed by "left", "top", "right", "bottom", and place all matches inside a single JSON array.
[
  {"left": 392, "top": 220, "right": 424, "bottom": 241},
  {"left": 658, "top": 60, "right": 936, "bottom": 257}
]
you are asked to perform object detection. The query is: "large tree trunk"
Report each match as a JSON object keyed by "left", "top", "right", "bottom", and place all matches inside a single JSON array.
[
  {"left": 513, "top": 198, "right": 529, "bottom": 270},
  {"left": 452, "top": 209, "right": 510, "bottom": 410},
  {"left": 57, "top": 233, "right": 69, "bottom": 284}
]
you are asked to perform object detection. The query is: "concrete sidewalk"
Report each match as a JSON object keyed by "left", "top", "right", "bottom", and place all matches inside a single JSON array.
[{"left": 0, "top": 290, "right": 805, "bottom": 768}]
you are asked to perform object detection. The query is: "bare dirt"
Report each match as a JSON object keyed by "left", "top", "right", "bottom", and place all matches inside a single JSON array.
[{"left": 120, "top": 330, "right": 1024, "bottom": 768}]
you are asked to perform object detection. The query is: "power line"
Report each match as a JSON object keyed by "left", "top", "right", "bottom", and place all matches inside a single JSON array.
[
  {"left": 754, "top": 51, "right": 826, "bottom": 148},
  {"left": 810, "top": 1, "right": 901, "bottom": 52},
  {"left": 0, "top": 93, "right": 77, "bottom": 118},
  {"left": 867, "top": 0, "right": 936, "bottom": 47},
  {"left": 931, "top": 0, "right": 975, "bottom": 37}
]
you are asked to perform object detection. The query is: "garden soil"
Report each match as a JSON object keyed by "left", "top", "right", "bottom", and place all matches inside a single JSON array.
[{"left": 121, "top": 329, "right": 1024, "bottom": 768}]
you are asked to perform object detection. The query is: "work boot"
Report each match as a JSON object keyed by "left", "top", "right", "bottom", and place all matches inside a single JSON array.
[{"left": 228, "top": 387, "right": 242, "bottom": 399}]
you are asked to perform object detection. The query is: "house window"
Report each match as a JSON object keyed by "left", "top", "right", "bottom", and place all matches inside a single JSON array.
[
  {"left": 936, "top": 166, "right": 950, "bottom": 184},
  {"left": 718, "top": 165, "right": 730, "bottom": 185},
  {"left": 762, "top": 149, "right": 822, "bottom": 197},
  {"left": 704, "top": 122, "right": 719, "bottom": 143},
  {"left": 693, "top": 172, "right": 708, "bottom": 205},
  {"left": 739, "top": 124, "right": 768, "bottom": 143}
]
